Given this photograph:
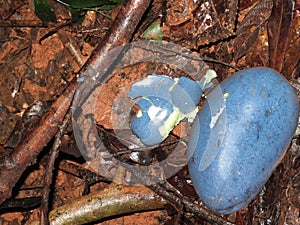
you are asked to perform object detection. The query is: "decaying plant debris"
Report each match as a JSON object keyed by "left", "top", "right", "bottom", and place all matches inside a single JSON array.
[{"left": 0, "top": 0, "right": 299, "bottom": 224}]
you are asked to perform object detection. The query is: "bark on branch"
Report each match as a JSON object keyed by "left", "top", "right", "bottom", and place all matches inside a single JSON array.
[
  {"left": 28, "top": 185, "right": 166, "bottom": 225},
  {"left": 0, "top": 0, "right": 151, "bottom": 205}
]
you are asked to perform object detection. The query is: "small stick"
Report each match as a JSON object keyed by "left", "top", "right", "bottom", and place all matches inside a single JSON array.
[
  {"left": 0, "top": 80, "right": 77, "bottom": 205},
  {"left": 116, "top": 162, "right": 236, "bottom": 225},
  {"left": 150, "top": 182, "right": 236, "bottom": 225},
  {"left": 58, "top": 160, "right": 108, "bottom": 183},
  {"left": 59, "top": 160, "right": 109, "bottom": 196},
  {"left": 0, "top": 0, "right": 151, "bottom": 205},
  {"left": 40, "top": 113, "right": 71, "bottom": 225}
]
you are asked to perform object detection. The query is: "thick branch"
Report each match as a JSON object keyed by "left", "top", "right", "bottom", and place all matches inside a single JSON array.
[
  {"left": 0, "top": 0, "right": 151, "bottom": 205},
  {"left": 0, "top": 80, "right": 76, "bottom": 205}
]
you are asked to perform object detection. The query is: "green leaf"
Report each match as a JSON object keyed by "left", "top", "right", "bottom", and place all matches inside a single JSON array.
[
  {"left": 56, "top": 0, "right": 121, "bottom": 9},
  {"left": 34, "top": 0, "right": 57, "bottom": 22},
  {"left": 142, "top": 20, "right": 163, "bottom": 42}
]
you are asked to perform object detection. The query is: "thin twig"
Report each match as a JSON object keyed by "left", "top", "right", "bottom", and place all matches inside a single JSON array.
[
  {"left": 59, "top": 160, "right": 109, "bottom": 195},
  {"left": 117, "top": 162, "right": 236, "bottom": 225},
  {"left": 39, "top": 11, "right": 87, "bottom": 44},
  {"left": 141, "top": 43, "right": 240, "bottom": 71},
  {"left": 40, "top": 112, "right": 71, "bottom": 225},
  {"left": 0, "top": 0, "right": 151, "bottom": 205},
  {"left": 0, "top": 80, "right": 77, "bottom": 205},
  {"left": 151, "top": 182, "right": 236, "bottom": 225}
]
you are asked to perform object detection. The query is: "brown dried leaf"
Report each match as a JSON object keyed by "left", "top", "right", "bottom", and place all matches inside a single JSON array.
[
  {"left": 267, "top": 0, "right": 295, "bottom": 72},
  {"left": 282, "top": 15, "right": 300, "bottom": 79},
  {"left": 239, "top": 0, "right": 260, "bottom": 10},
  {"left": 233, "top": 0, "right": 273, "bottom": 61},
  {"left": 244, "top": 28, "right": 269, "bottom": 67}
]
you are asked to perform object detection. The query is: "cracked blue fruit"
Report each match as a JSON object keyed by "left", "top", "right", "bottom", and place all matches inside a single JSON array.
[
  {"left": 129, "top": 74, "right": 203, "bottom": 146},
  {"left": 188, "top": 67, "right": 299, "bottom": 214},
  {"left": 130, "top": 96, "right": 177, "bottom": 146}
]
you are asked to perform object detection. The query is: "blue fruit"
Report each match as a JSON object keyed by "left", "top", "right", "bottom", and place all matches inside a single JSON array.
[
  {"left": 188, "top": 67, "right": 299, "bottom": 214},
  {"left": 129, "top": 74, "right": 203, "bottom": 146},
  {"left": 130, "top": 96, "right": 176, "bottom": 146}
]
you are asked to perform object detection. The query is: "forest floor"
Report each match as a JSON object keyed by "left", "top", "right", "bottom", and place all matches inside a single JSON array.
[{"left": 0, "top": 0, "right": 299, "bottom": 224}]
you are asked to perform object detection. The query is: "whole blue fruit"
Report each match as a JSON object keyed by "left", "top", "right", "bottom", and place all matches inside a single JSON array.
[{"left": 188, "top": 67, "right": 299, "bottom": 214}]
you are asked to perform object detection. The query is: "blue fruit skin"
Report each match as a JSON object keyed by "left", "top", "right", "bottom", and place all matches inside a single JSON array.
[
  {"left": 171, "top": 76, "right": 202, "bottom": 114},
  {"left": 129, "top": 74, "right": 203, "bottom": 146},
  {"left": 188, "top": 67, "right": 299, "bottom": 214},
  {"left": 131, "top": 96, "right": 174, "bottom": 146}
]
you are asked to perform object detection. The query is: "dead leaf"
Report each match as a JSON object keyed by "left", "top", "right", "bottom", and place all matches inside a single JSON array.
[
  {"left": 267, "top": 0, "right": 294, "bottom": 72},
  {"left": 282, "top": 15, "right": 300, "bottom": 79},
  {"left": 233, "top": 0, "right": 273, "bottom": 61},
  {"left": 239, "top": 0, "right": 260, "bottom": 10}
]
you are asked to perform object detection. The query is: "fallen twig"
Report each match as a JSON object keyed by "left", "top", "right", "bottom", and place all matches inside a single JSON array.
[
  {"left": 116, "top": 162, "right": 236, "bottom": 225},
  {"left": 0, "top": 80, "right": 77, "bottom": 205},
  {"left": 59, "top": 160, "right": 110, "bottom": 195},
  {"left": 28, "top": 185, "right": 166, "bottom": 225},
  {"left": 0, "top": 0, "right": 151, "bottom": 205},
  {"left": 40, "top": 112, "right": 71, "bottom": 225},
  {"left": 150, "top": 182, "right": 236, "bottom": 225}
]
